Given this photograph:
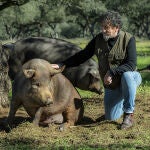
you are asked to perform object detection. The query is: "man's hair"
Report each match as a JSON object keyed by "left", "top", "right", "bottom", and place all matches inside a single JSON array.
[{"left": 101, "top": 11, "right": 122, "bottom": 28}]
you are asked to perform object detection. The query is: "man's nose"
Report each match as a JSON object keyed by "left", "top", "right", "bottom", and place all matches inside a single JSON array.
[{"left": 102, "top": 28, "right": 106, "bottom": 33}]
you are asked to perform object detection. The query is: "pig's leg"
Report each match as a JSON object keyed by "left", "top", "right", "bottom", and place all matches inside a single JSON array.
[
  {"left": 59, "top": 106, "right": 76, "bottom": 131},
  {"left": 33, "top": 107, "right": 64, "bottom": 127},
  {"left": 33, "top": 107, "right": 43, "bottom": 127},
  {"left": 5, "top": 98, "right": 21, "bottom": 132}
]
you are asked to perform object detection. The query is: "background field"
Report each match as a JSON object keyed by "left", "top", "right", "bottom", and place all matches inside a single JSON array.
[{"left": 0, "top": 39, "right": 150, "bottom": 150}]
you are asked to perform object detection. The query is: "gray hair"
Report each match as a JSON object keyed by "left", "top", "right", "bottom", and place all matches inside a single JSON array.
[{"left": 100, "top": 11, "right": 123, "bottom": 28}]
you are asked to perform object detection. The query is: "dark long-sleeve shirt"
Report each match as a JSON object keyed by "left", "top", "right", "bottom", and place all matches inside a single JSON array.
[{"left": 62, "top": 33, "right": 137, "bottom": 77}]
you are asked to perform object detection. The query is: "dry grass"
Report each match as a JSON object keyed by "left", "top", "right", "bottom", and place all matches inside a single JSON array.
[{"left": 0, "top": 92, "right": 150, "bottom": 150}]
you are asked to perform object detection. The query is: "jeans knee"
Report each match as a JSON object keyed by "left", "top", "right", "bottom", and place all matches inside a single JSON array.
[
  {"left": 122, "top": 72, "right": 132, "bottom": 80},
  {"left": 121, "top": 71, "right": 142, "bottom": 87},
  {"left": 135, "top": 72, "right": 142, "bottom": 86},
  {"left": 121, "top": 72, "right": 132, "bottom": 85}
]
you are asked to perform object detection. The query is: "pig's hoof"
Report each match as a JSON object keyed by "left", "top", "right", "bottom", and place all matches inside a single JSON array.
[
  {"left": 58, "top": 124, "right": 65, "bottom": 131},
  {"left": 5, "top": 127, "right": 11, "bottom": 133},
  {"left": 4, "top": 124, "right": 12, "bottom": 133},
  {"left": 1, "top": 120, "right": 11, "bottom": 133}
]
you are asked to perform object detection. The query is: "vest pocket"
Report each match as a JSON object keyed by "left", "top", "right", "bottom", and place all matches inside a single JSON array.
[
  {"left": 114, "top": 52, "right": 125, "bottom": 60},
  {"left": 108, "top": 53, "right": 114, "bottom": 62}
]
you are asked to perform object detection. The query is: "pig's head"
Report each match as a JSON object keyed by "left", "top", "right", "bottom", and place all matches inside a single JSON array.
[
  {"left": 76, "top": 67, "right": 103, "bottom": 95},
  {"left": 22, "top": 59, "right": 65, "bottom": 106},
  {"left": 88, "top": 69, "right": 103, "bottom": 94}
]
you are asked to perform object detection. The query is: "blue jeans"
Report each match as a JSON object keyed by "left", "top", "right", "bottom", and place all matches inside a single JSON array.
[{"left": 104, "top": 71, "right": 142, "bottom": 120}]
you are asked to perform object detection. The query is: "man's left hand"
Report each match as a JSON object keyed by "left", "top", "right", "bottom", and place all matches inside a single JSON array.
[{"left": 104, "top": 71, "right": 112, "bottom": 85}]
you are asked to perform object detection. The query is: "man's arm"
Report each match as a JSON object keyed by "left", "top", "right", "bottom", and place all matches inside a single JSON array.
[{"left": 60, "top": 38, "right": 96, "bottom": 68}]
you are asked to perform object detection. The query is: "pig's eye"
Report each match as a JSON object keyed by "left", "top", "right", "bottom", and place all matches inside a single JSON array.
[{"left": 35, "top": 82, "right": 41, "bottom": 87}]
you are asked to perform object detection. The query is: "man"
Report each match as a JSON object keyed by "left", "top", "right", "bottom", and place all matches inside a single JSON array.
[{"left": 52, "top": 11, "right": 142, "bottom": 129}]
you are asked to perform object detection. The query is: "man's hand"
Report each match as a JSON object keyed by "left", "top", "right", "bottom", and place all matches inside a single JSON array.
[
  {"left": 51, "top": 64, "right": 60, "bottom": 69},
  {"left": 104, "top": 71, "right": 112, "bottom": 85}
]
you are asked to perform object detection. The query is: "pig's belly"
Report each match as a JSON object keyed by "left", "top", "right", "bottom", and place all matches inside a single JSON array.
[{"left": 42, "top": 113, "right": 64, "bottom": 124}]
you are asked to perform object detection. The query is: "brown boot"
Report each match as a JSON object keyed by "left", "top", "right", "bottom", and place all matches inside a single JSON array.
[{"left": 120, "top": 113, "right": 133, "bottom": 129}]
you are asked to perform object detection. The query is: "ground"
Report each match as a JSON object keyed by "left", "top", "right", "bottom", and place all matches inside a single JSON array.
[{"left": 0, "top": 93, "right": 150, "bottom": 149}]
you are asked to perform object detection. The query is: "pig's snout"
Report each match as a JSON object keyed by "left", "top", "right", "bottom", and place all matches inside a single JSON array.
[
  {"left": 41, "top": 89, "right": 54, "bottom": 105},
  {"left": 90, "top": 87, "right": 103, "bottom": 95},
  {"left": 97, "top": 88, "right": 103, "bottom": 95},
  {"left": 45, "top": 97, "right": 53, "bottom": 105}
]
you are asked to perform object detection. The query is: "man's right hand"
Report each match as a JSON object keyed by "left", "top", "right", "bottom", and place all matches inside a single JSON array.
[
  {"left": 104, "top": 71, "right": 112, "bottom": 85},
  {"left": 51, "top": 64, "right": 60, "bottom": 69}
]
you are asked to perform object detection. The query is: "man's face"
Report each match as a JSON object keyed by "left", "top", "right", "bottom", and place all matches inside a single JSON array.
[{"left": 101, "top": 24, "right": 119, "bottom": 41}]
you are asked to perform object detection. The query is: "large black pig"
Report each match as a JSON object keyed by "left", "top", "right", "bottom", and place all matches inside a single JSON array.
[
  {"left": 4, "top": 37, "right": 102, "bottom": 94},
  {"left": 6, "top": 59, "right": 84, "bottom": 131}
]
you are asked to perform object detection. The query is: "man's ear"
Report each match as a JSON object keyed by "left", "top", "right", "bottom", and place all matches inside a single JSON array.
[{"left": 23, "top": 69, "right": 35, "bottom": 78}]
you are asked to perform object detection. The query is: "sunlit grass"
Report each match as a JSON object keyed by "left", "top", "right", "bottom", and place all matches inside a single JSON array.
[
  {"left": 136, "top": 40, "right": 150, "bottom": 52},
  {"left": 137, "top": 56, "right": 150, "bottom": 68}
]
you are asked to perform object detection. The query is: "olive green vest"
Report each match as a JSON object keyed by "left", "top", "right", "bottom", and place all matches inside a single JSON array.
[{"left": 95, "top": 30, "right": 132, "bottom": 89}]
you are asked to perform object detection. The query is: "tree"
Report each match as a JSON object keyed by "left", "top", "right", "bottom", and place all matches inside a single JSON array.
[
  {"left": 102, "top": 0, "right": 150, "bottom": 39},
  {"left": 0, "top": 0, "right": 68, "bottom": 39},
  {"left": 0, "top": 0, "right": 30, "bottom": 11},
  {"left": 0, "top": 42, "right": 11, "bottom": 108},
  {"left": 126, "top": 0, "right": 150, "bottom": 38},
  {"left": 67, "top": 0, "right": 107, "bottom": 37},
  {"left": 0, "top": 1, "right": 41, "bottom": 39}
]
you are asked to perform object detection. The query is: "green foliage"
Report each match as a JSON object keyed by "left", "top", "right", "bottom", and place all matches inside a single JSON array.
[
  {"left": 0, "top": 0, "right": 150, "bottom": 39},
  {"left": 102, "top": 0, "right": 150, "bottom": 39},
  {"left": 78, "top": 0, "right": 106, "bottom": 15},
  {"left": 0, "top": 3, "right": 41, "bottom": 39},
  {"left": 67, "top": 0, "right": 107, "bottom": 37},
  {"left": 17, "top": 1, "right": 40, "bottom": 24},
  {"left": 45, "top": 7, "right": 66, "bottom": 23},
  {"left": 137, "top": 56, "right": 150, "bottom": 92},
  {"left": 0, "top": 0, "right": 30, "bottom": 11},
  {"left": 0, "top": 0, "right": 69, "bottom": 39},
  {"left": 0, "top": 7, "right": 18, "bottom": 39},
  {"left": 0, "top": 0, "right": 107, "bottom": 39},
  {"left": 136, "top": 40, "right": 150, "bottom": 56},
  {"left": 137, "top": 56, "right": 150, "bottom": 68},
  {"left": 60, "top": 23, "right": 81, "bottom": 38},
  {"left": 136, "top": 40, "right": 150, "bottom": 90}
]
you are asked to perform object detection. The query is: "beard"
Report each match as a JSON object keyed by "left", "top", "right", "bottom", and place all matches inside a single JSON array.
[{"left": 102, "top": 33, "right": 114, "bottom": 41}]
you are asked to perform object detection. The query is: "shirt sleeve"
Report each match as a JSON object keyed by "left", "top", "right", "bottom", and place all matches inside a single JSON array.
[
  {"left": 110, "top": 37, "right": 137, "bottom": 76},
  {"left": 62, "top": 37, "right": 96, "bottom": 67}
]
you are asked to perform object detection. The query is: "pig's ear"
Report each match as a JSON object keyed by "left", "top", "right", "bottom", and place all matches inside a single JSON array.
[
  {"left": 50, "top": 65, "right": 65, "bottom": 75},
  {"left": 23, "top": 69, "right": 35, "bottom": 78},
  {"left": 89, "top": 69, "right": 100, "bottom": 79}
]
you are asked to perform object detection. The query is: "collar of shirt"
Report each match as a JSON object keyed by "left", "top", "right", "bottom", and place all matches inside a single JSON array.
[{"left": 107, "top": 33, "right": 119, "bottom": 50}]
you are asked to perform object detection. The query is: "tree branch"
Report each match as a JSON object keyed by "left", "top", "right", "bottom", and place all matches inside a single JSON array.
[{"left": 0, "top": 0, "right": 30, "bottom": 11}]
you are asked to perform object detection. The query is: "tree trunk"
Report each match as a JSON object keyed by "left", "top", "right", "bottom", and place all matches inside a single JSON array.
[{"left": 0, "top": 43, "right": 11, "bottom": 108}]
